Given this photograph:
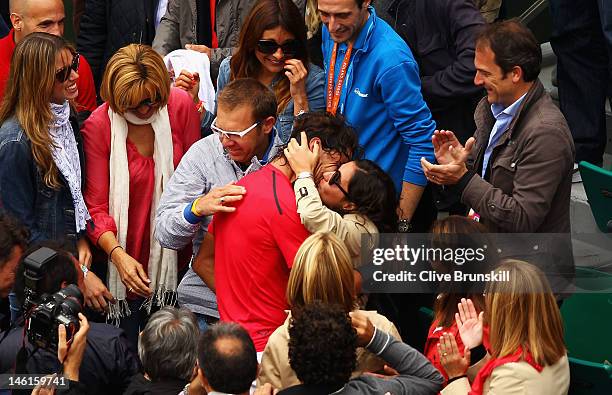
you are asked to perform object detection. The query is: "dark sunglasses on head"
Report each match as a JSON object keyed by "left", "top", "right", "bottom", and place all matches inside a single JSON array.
[
  {"left": 55, "top": 53, "right": 80, "bottom": 83},
  {"left": 256, "top": 39, "right": 301, "bottom": 57},
  {"left": 329, "top": 170, "right": 352, "bottom": 200}
]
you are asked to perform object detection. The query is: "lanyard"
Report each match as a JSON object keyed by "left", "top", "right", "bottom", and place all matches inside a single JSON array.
[{"left": 326, "top": 42, "right": 353, "bottom": 115}]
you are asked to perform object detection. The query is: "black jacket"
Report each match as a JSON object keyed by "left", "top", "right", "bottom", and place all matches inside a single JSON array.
[
  {"left": 77, "top": 0, "right": 159, "bottom": 94},
  {"left": 376, "top": 0, "right": 485, "bottom": 142},
  {"left": 0, "top": 322, "right": 140, "bottom": 395},
  {"left": 122, "top": 374, "right": 187, "bottom": 395}
]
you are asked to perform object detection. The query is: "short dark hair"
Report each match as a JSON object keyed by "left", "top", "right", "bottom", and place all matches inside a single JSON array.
[
  {"left": 282, "top": 111, "right": 361, "bottom": 164},
  {"left": 476, "top": 19, "right": 542, "bottom": 82},
  {"left": 348, "top": 160, "right": 398, "bottom": 233},
  {"left": 0, "top": 213, "right": 28, "bottom": 268},
  {"left": 217, "top": 78, "right": 278, "bottom": 121},
  {"left": 198, "top": 322, "right": 257, "bottom": 394},
  {"left": 13, "top": 244, "right": 78, "bottom": 307},
  {"left": 288, "top": 302, "right": 357, "bottom": 387}
]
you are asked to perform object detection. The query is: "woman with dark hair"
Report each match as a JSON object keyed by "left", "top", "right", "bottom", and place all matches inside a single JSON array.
[
  {"left": 181, "top": 0, "right": 325, "bottom": 143},
  {"left": 423, "top": 216, "right": 497, "bottom": 387},
  {"left": 283, "top": 132, "right": 398, "bottom": 267}
]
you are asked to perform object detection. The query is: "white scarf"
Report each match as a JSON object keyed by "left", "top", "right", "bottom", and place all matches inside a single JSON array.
[
  {"left": 49, "top": 101, "right": 91, "bottom": 232},
  {"left": 107, "top": 106, "right": 178, "bottom": 322}
]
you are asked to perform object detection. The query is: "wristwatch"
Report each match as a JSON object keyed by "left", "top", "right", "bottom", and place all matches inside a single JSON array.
[{"left": 397, "top": 219, "right": 413, "bottom": 233}]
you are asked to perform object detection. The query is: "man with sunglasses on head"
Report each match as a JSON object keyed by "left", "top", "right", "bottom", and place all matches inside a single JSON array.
[
  {"left": 0, "top": 0, "right": 97, "bottom": 120},
  {"left": 155, "top": 78, "right": 284, "bottom": 332},
  {"left": 191, "top": 111, "right": 359, "bottom": 357}
]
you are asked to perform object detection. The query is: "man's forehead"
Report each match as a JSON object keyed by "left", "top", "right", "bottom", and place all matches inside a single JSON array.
[
  {"left": 317, "top": 0, "right": 358, "bottom": 13},
  {"left": 22, "top": 0, "right": 65, "bottom": 19}
]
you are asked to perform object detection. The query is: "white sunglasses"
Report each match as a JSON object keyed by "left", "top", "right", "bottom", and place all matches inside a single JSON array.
[{"left": 211, "top": 117, "right": 260, "bottom": 139}]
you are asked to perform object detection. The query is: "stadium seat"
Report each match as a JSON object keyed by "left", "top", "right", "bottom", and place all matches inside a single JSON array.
[
  {"left": 561, "top": 267, "right": 612, "bottom": 394},
  {"left": 579, "top": 161, "right": 612, "bottom": 233}
]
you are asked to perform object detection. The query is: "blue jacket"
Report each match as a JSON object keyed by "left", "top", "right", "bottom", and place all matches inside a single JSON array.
[
  {"left": 0, "top": 116, "right": 85, "bottom": 251},
  {"left": 322, "top": 6, "right": 436, "bottom": 191}
]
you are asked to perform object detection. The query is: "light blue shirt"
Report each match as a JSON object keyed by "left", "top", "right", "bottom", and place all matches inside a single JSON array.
[
  {"left": 155, "top": 0, "right": 168, "bottom": 29},
  {"left": 482, "top": 93, "right": 527, "bottom": 177}
]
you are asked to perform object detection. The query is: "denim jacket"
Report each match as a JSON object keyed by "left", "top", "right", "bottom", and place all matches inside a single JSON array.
[{"left": 0, "top": 116, "right": 85, "bottom": 252}]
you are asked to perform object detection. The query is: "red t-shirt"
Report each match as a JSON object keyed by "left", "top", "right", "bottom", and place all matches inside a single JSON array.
[
  {"left": 209, "top": 164, "right": 310, "bottom": 351},
  {"left": 0, "top": 29, "right": 97, "bottom": 113}
]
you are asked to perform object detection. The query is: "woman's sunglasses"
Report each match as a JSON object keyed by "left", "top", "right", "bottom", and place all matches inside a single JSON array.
[
  {"left": 329, "top": 170, "right": 352, "bottom": 200},
  {"left": 55, "top": 53, "right": 80, "bottom": 83},
  {"left": 128, "top": 97, "right": 160, "bottom": 112},
  {"left": 256, "top": 39, "right": 301, "bottom": 57}
]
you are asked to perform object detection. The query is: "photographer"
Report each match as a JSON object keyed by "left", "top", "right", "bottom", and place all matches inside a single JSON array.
[
  {"left": 0, "top": 246, "right": 140, "bottom": 394},
  {"left": 31, "top": 313, "right": 90, "bottom": 395}
]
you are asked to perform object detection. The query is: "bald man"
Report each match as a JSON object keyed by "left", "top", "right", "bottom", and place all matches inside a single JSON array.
[{"left": 0, "top": 0, "right": 97, "bottom": 114}]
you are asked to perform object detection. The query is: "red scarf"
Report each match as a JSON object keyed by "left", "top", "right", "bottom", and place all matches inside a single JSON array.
[{"left": 469, "top": 346, "right": 543, "bottom": 395}]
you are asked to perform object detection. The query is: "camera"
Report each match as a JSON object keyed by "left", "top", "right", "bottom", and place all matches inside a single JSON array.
[{"left": 22, "top": 247, "right": 84, "bottom": 352}]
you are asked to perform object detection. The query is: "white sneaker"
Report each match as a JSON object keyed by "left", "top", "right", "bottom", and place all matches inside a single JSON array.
[{"left": 572, "top": 163, "right": 582, "bottom": 183}]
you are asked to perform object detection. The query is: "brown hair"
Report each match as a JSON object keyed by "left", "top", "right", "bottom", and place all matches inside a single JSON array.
[
  {"left": 287, "top": 232, "right": 356, "bottom": 313},
  {"left": 230, "top": 0, "right": 308, "bottom": 114},
  {"left": 216, "top": 78, "right": 277, "bottom": 121},
  {"left": 485, "top": 259, "right": 566, "bottom": 366},
  {"left": 476, "top": 19, "right": 542, "bottom": 82},
  {"left": 100, "top": 44, "right": 171, "bottom": 114},
  {"left": 430, "top": 216, "right": 493, "bottom": 327},
  {"left": 0, "top": 32, "right": 74, "bottom": 188}
]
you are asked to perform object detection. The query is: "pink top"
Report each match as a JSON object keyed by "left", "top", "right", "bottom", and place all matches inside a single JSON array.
[{"left": 82, "top": 88, "right": 200, "bottom": 272}]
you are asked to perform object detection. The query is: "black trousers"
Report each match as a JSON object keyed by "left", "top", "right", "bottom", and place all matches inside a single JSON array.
[{"left": 549, "top": 0, "right": 612, "bottom": 165}]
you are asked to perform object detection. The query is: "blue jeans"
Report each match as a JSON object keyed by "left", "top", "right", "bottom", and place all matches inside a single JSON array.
[{"left": 194, "top": 313, "right": 218, "bottom": 332}]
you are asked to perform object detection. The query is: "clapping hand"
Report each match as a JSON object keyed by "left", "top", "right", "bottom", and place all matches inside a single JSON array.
[
  {"left": 439, "top": 333, "right": 470, "bottom": 379},
  {"left": 456, "top": 298, "right": 484, "bottom": 349},
  {"left": 421, "top": 130, "right": 475, "bottom": 185}
]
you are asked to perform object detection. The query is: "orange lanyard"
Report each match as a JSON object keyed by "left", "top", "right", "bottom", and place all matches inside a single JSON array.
[{"left": 326, "top": 42, "right": 353, "bottom": 115}]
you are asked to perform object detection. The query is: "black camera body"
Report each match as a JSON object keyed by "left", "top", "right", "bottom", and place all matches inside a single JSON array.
[{"left": 22, "top": 247, "right": 84, "bottom": 352}]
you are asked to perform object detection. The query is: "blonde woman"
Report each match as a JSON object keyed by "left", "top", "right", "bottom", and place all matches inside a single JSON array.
[
  {"left": 439, "top": 260, "right": 570, "bottom": 394},
  {"left": 81, "top": 44, "right": 200, "bottom": 345},
  {"left": 0, "top": 33, "right": 101, "bottom": 305},
  {"left": 257, "top": 232, "right": 401, "bottom": 390}
]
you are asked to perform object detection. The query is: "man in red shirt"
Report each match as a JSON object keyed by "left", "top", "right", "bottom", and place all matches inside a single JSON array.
[
  {"left": 1, "top": 0, "right": 97, "bottom": 114},
  {"left": 194, "top": 112, "right": 359, "bottom": 353}
]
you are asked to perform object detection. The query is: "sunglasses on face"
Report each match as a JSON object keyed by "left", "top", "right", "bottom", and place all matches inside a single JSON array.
[
  {"left": 55, "top": 53, "right": 80, "bottom": 83},
  {"left": 211, "top": 117, "right": 260, "bottom": 140},
  {"left": 329, "top": 170, "right": 351, "bottom": 200},
  {"left": 256, "top": 39, "right": 301, "bottom": 57},
  {"left": 128, "top": 97, "right": 160, "bottom": 113}
]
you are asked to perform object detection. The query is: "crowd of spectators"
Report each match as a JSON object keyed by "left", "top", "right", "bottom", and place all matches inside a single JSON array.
[{"left": 0, "top": 0, "right": 601, "bottom": 393}]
